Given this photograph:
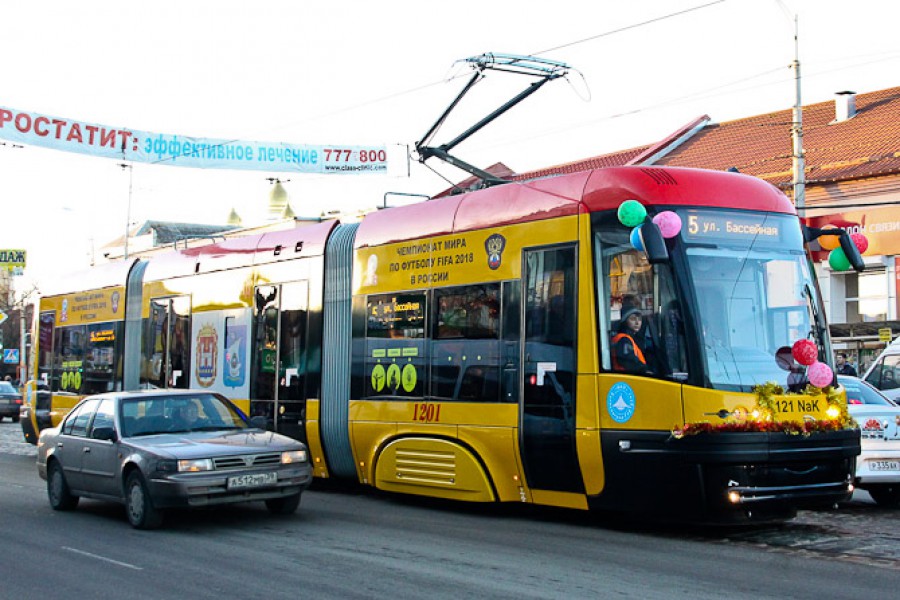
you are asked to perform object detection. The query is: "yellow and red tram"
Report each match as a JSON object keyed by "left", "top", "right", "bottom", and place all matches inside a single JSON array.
[{"left": 22, "top": 165, "right": 860, "bottom": 522}]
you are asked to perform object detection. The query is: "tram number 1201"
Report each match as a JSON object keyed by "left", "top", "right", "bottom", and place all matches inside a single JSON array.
[{"left": 413, "top": 403, "right": 442, "bottom": 423}]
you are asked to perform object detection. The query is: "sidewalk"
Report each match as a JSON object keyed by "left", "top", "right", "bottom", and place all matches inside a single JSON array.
[{"left": 0, "top": 420, "right": 37, "bottom": 457}]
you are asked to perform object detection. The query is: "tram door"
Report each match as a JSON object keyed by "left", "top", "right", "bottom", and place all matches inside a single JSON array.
[
  {"left": 145, "top": 296, "right": 191, "bottom": 389},
  {"left": 520, "top": 245, "right": 584, "bottom": 493},
  {"left": 250, "top": 282, "right": 309, "bottom": 441}
]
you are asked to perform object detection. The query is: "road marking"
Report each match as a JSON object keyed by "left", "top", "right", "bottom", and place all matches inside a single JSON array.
[{"left": 62, "top": 546, "right": 143, "bottom": 570}]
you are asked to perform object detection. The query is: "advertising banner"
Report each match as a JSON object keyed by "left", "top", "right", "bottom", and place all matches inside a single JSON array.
[{"left": 0, "top": 104, "right": 387, "bottom": 174}]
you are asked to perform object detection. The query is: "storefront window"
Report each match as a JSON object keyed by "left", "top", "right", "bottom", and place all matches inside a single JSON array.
[{"left": 842, "top": 268, "right": 889, "bottom": 322}]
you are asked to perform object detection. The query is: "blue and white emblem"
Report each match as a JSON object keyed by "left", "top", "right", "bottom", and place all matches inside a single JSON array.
[{"left": 607, "top": 382, "right": 636, "bottom": 423}]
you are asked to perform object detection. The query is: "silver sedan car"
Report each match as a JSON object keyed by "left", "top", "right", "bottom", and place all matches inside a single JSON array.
[{"left": 37, "top": 389, "right": 313, "bottom": 529}]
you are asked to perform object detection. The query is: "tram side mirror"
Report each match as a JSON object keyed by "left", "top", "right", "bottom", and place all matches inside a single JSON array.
[
  {"left": 639, "top": 220, "right": 669, "bottom": 264},
  {"left": 838, "top": 231, "right": 865, "bottom": 273}
]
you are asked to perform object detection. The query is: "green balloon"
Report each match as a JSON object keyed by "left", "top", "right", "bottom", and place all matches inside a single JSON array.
[
  {"left": 828, "top": 248, "right": 851, "bottom": 271},
  {"left": 617, "top": 200, "right": 647, "bottom": 227}
]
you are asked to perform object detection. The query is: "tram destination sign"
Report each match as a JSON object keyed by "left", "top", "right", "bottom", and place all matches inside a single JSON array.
[{"left": 680, "top": 210, "right": 789, "bottom": 245}]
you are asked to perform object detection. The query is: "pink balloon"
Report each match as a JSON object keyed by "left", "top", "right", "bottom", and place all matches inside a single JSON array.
[
  {"left": 807, "top": 361, "right": 834, "bottom": 388},
  {"left": 652, "top": 211, "right": 682, "bottom": 238},
  {"left": 850, "top": 233, "right": 869, "bottom": 254},
  {"left": 791, "top": 339, "right": 818, "bottom": 366}
]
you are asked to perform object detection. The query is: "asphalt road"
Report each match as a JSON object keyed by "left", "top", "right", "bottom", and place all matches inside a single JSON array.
[{"left": 1, "top": 420, "right": 897, "bottom": 599}]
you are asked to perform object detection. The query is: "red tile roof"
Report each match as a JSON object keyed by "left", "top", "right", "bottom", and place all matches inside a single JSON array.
[
  {"left": 505, "top": 86, "right": 900, "bottom": 192},
  {"left": 656, "top": 86, "right": 900, "bottom": 189}
]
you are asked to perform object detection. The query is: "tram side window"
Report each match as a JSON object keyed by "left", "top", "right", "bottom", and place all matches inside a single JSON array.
[
  {"left": 54, "top": 326, "right": 87, "bottom": 394},
  {"left": 364, "top": 293, "right": 426, "bottom": 398},
  {"left": 603, "top": 245, "right": 687, "bottom": 379},
  {"left": 48, "top": 323, "right": 123, "bottom": 394},
  {"left": 82, "top": 323, "right": 123, "bottom": 394},
  {"left": 431, "top": 284, "right": 501, "bottom": 402},
  {"left": 37, "top": 311, "right": 55, "bottom": 388}
]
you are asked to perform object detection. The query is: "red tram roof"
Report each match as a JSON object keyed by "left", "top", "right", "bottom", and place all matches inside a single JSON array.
[
  {"left": 355, "top": 166, "right": 794, "bottom": 248},
  {"left": 142, "top": 220, "right": 337, "bottom": 281}
]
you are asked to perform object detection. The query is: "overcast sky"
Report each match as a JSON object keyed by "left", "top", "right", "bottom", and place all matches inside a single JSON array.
[{"left": 2, "top": 0, "right": 899, "bottom": 291}]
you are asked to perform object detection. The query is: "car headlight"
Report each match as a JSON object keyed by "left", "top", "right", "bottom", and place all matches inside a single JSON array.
[
  {"left": 281, "top": 449, "right": 308, "bottom": 464},
  {"left": 178, "top": 458, "right": 214, "bottom": 472}
]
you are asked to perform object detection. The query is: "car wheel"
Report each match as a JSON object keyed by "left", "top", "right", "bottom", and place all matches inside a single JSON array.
[
  {"left": 125, "top": 471, "right": 164, "bottom": 529},
  {"left": 265, "top": 492, "right": 302, "bottom": 515},
  {"left": 47, "top": 461, "right": 79, "bottom": 511},
  {"left": 867, "top": 484, "right": 900, "bottom": 507}
]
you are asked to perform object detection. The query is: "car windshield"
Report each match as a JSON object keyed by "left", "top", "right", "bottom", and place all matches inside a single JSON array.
[
  {"left": 840, "top": 376, "right": 897, "bottom": 406},
  {"left": 120, "top": 393, "right": 250, "bottom": 437},
  {"left": 0, "top": 381, "right": 16, "bottom": 393}
]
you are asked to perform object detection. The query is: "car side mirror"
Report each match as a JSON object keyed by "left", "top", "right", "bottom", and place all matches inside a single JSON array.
[
  {"left": 91, "top": 426, "right": 117, "bottom": 441},
  {"left": 249, "top": 416, "right": 268, "bottom": 430}
]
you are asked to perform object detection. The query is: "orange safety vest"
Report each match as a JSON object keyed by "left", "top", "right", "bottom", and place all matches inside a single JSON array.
[{"left": 611, "top": 332, "right": 646, "bottom": 371}]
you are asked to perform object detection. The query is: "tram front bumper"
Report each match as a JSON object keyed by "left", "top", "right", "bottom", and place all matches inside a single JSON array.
[{"left": 596, "top": 428, "right": 860, "bottom": 522}]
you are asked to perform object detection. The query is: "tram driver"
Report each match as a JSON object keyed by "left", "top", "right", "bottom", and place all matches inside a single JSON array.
[{"left": 611, "top": 307, "right": 651, "bottom": 374}]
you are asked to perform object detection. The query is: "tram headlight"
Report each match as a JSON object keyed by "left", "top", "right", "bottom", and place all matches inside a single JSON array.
[
  {"left": 727, "top": 490, "right": 742, "bottom": 504},
  {"left": 826, "top": 404, "right": 841, "bottom": 419}
]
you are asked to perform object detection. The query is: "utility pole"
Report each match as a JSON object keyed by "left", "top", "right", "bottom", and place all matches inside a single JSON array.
[
  {"left": 790, "top": 15, "right": 806, "bottom": 211},
  {"left": 119, "top": 163, "right": 134, "bottom": 259},
  {"left": 19, "top": 299, "right": 26, "bottom": 383}
]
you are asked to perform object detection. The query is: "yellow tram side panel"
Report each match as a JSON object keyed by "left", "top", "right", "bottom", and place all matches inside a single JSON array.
[
  {"left": 574, "top": 375, "right": 604, "bottom": 496},
  {"left": 348, "top": 400, "right": 524, "bottom": 503},
  {"left": 598, "top": 375, "right": 686, "bottom": 431},
  {"left": 573, "top": 212, "right": 605, "bottom": 497},
  {"left": 353, "top": 215, "right": 580, "bottom": 294},
  {"left": 349, "top": 215, "right": 583, "bottom": 504},
  {"left": 304, "top": 398, "right": 332, "bottom": 479}
]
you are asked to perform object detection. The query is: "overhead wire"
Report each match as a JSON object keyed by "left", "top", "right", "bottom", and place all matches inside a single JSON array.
[{"left": 532, "top": 0, "right": 728, "bottom": 56}]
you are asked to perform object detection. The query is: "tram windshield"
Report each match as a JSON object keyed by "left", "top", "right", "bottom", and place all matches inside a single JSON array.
[{"left": 680, "top": 210, "right": 825, "bottom": 392}]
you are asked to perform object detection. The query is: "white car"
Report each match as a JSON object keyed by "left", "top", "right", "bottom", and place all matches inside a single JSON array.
[
  {"left": 839, "top": 375, "right": 900, "bottom": 507},
  {"left": 861, "top": 336, "right": 900, "bottom": 404}
]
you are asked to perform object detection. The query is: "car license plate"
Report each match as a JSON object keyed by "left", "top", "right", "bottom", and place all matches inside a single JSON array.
[
  {"left": 227, "top": 472, "right": 277, "bottom": 489},
  {"left": 869, "top": 460, "right": 900, "bottom": 472}
]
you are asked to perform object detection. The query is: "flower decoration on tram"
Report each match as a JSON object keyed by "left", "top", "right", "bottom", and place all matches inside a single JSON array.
[
  {"left": 850, "top": 232, "right": 869, "bottom": 254},
  {"left": 630, "top": 225, "right": 644, "bottom": 251},
  {"left": 828, "top": 247, "right": 851, "bottom": 271},
  {"left": 671, "top": 381, "right": 852, "bottom": 439},
  {"left": 652, "top": 210, "right": 682, "bottom": 238},
  {"left": 617, "top": 199, "right": 647, "bottom": 227},
  {"left": 806, "top": 361, "right": 834, "bottom": 389},
  {"left": 791, "top": 339, "right": 818, "bottom": 366}
]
